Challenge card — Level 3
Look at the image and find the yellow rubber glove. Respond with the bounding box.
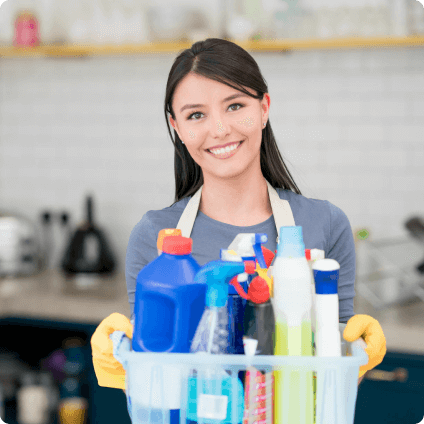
[91,313,133,390]
[343,314,387,378]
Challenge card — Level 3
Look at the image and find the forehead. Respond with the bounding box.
[173,73,255,102]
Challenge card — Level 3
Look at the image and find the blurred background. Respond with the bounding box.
[0,0,424,423]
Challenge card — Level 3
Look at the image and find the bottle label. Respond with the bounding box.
[197,394,228,420]
[243,369,273,424]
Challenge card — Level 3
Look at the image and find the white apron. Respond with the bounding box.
[176,180,296,244]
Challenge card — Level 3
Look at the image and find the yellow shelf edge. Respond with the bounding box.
[0,36,423,58]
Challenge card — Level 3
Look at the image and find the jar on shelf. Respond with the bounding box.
[13,11,40,47]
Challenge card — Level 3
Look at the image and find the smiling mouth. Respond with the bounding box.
[206,140,244,158]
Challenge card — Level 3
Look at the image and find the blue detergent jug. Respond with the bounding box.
[131,235,206,424]
[132,235,206,353]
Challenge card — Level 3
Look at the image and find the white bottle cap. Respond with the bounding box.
[312,258,340,271]
[243,337,258,356]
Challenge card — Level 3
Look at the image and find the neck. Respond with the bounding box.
[199,171,272,227]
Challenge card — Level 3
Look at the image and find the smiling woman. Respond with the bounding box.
[164,38,302,207]
[90,38,386,406]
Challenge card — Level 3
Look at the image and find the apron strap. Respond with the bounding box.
[176,180,295,242]
[176,185,203,238]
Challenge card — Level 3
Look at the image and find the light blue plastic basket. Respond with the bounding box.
[111,323,368,424]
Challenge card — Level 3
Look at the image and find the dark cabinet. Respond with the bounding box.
[0,317,131,424]
[354,351,424,424]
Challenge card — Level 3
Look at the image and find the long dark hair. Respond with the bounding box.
[164,38,302,204]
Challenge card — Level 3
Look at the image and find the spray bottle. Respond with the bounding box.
[230,275,275,424]
[272,226,314,424]
[226,234,268,354]
[190,260,256,354]
[187,260,256,424]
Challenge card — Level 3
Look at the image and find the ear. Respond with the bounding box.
[169,115,182,140]
[262,93,271,122]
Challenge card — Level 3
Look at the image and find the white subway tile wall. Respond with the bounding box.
[0,48,423,273]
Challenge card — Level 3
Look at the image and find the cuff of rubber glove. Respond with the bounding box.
[96,369,126,390]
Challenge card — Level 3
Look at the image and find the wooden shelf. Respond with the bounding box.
[0,36,423,58]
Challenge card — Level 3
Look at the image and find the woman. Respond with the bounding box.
[91,38,386,392]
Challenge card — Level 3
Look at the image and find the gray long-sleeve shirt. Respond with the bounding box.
[126,188,356,324]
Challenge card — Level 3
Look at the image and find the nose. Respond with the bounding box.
[209,114,230,138]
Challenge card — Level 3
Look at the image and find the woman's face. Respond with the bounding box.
[169,73,270,182]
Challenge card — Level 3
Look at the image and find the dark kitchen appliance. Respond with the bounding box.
[405,216,424,274]
[61,196,116,276]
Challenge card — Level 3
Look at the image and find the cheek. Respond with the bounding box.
[236,116,255,128]
[189,130,196,140]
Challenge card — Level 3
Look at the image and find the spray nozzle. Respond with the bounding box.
[227,233,269,269]
[230,275,270,304]
[194,260,256,308]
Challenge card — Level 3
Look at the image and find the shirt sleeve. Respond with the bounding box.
[325,201,356,324]
[125,213,158,322]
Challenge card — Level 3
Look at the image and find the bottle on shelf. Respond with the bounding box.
[16,372,50,424]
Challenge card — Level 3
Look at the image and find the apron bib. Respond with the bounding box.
[176,179,296,241]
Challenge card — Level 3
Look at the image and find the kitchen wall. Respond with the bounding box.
[0,45,423,273]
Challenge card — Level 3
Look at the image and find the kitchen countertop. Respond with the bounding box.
[0,270,423,354]
[0,269,130,325]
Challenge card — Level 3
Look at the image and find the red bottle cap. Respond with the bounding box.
[305,249,311,260]
[247,276,270,304]
[244,260,256,274]
[162,235,192,255]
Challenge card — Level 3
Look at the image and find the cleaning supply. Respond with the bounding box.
[313,259,342,357]
[133,235,205,353]
[230,275,274,424]
[132,235,206,415]
[188,259,255,424]
[272,226,314,424]
[312,259,341,424]
[343,314,387,378]
[230,276,275,356]
[157,228,181,255]
[243,337,273,424]
[226,234,268,354]
[228,233,269,269]
[190,259,256,354]
[305,249,325,354]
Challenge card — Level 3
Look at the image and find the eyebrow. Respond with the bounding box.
[179,93,251,113]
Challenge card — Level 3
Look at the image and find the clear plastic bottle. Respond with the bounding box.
[190,260,255,354]
[188,260,254,424]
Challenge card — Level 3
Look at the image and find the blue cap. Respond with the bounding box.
[276,226,305,258]
[314,269,339,294]
[194,260,245,307]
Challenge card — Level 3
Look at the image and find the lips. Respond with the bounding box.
[207,141,241,152]
[206,140,244,159]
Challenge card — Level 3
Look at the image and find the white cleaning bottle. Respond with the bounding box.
[313,258,342,424]
[305,248,325,354]
[272,226,314,424]
[312,258,341,357]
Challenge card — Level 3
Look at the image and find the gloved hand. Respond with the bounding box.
[91,313,133,390]
[343,314,387,378]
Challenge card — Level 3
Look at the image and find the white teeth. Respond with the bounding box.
[210,142,240,155]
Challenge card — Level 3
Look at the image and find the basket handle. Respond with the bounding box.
[110,331,131,370]
[350,337,369,366]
